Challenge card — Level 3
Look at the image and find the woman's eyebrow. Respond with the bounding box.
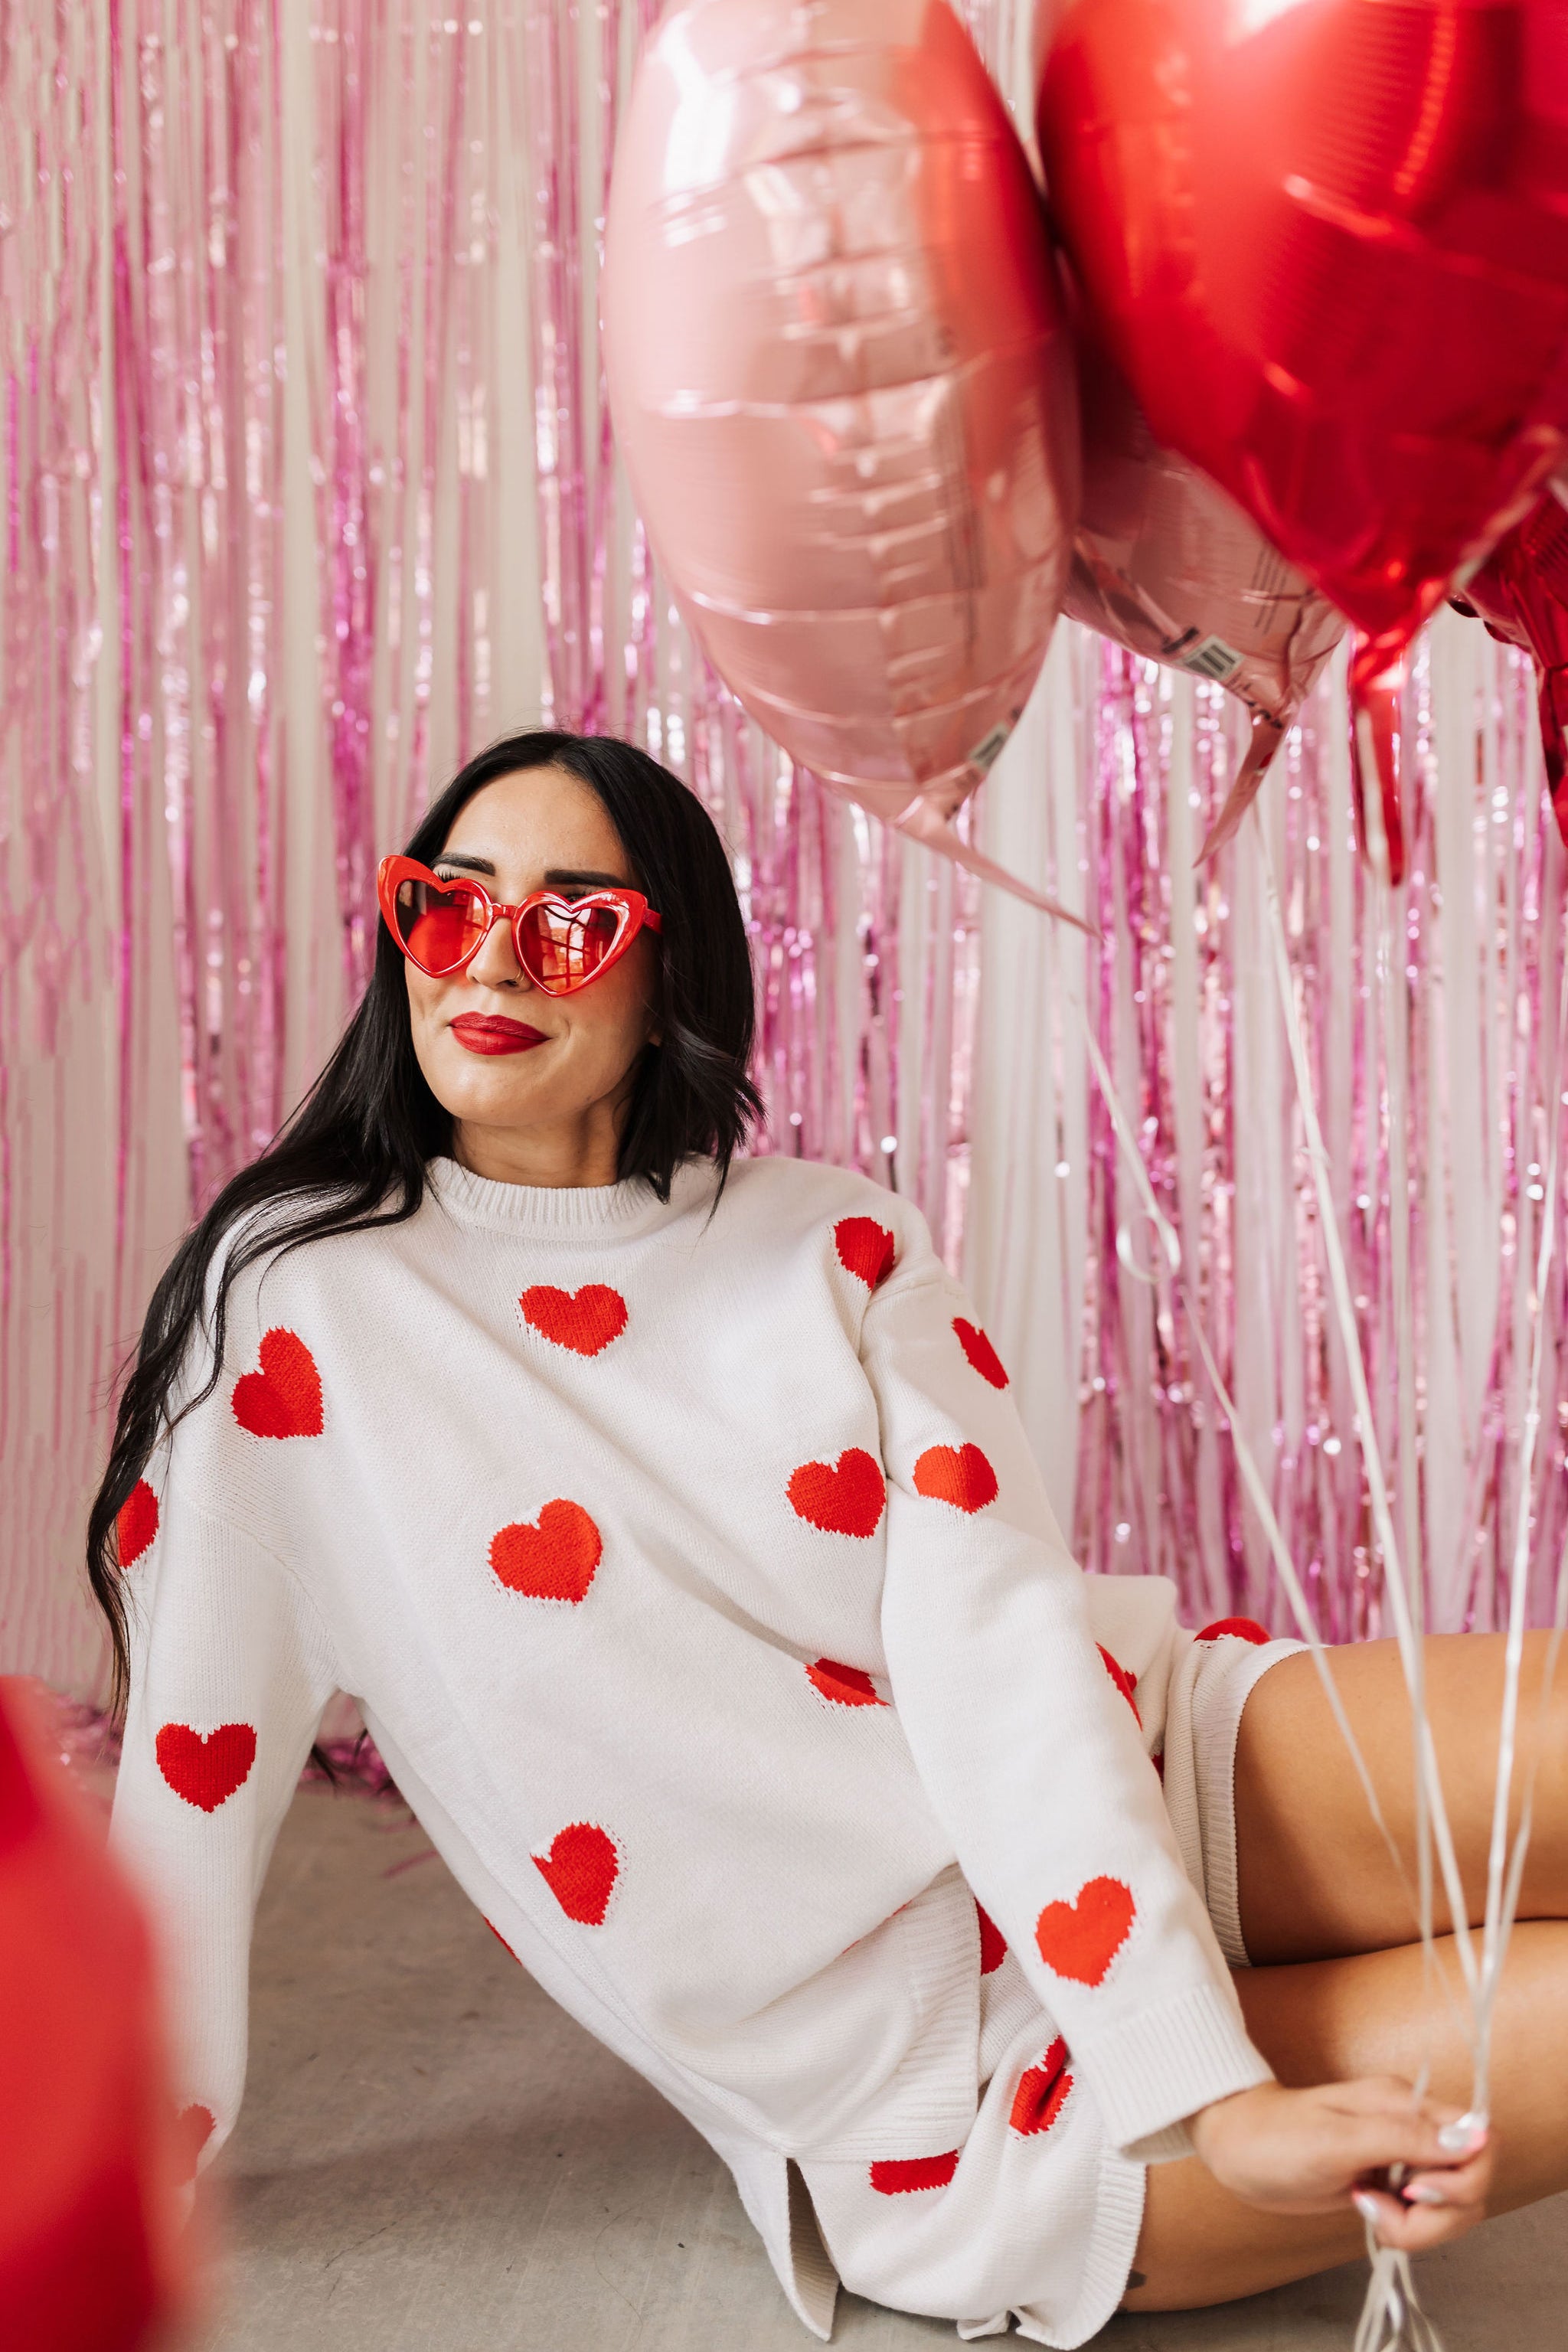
[431,853,629,889]
[544,866,629,889]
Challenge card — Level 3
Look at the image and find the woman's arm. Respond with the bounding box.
[109,1462,339,2184]
[863,1212,1272,2161]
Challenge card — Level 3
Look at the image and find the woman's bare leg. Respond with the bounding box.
[1125,1922,1568,2309]
[1235,1632,1568,1962]
[1124,1631,1568,2307]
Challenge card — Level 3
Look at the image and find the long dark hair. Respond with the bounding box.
[87,730,762,1723]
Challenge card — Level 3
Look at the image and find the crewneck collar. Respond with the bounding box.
[425,1152,717,1237]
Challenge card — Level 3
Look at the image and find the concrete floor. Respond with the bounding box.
[191,1784,1568,2352]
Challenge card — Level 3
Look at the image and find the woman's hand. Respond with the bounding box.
[1188,2079,1493,2252]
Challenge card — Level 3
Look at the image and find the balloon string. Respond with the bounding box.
[1079,962,1462,2352]
[1354,2241,1445,2352]
[1373,861,1441,2040]
[1472,929,1568,2105]
[1075,1008,1462,2009]
[1253,810,1478,2011]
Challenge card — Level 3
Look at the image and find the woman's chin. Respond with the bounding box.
[427,1053,559,1131]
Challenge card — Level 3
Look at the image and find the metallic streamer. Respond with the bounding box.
[5,0,1563,1710]
[3,0,982,1690]
[1058,620,1568,1639]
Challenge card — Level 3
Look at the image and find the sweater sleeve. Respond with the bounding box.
[108,1455,339,2182]
[864,1218,1273,2161]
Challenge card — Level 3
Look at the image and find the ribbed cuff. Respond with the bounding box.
[1075,1980,1275,2160]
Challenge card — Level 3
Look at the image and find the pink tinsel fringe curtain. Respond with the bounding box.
[1,0,1560,1697]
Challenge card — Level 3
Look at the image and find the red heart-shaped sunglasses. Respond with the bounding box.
[377,856,662,995]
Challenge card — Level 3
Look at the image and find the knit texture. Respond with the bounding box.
[108,1152,1271,2320]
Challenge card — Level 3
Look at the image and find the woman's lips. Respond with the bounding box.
[449,1013,549,1056]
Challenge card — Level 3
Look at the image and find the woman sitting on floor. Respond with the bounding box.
[93,728,1563,2346]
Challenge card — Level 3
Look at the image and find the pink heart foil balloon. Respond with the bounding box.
[604,0,1085,920]
[1036,0,1568,884]
[1066,341,1344,862]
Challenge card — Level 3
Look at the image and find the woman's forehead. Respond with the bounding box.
[441,765,629,874]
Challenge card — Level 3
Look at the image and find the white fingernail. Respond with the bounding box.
[1353,2191,1381,2225]
[1437,2111,1488,2154]
[1403,2184,1446,2207]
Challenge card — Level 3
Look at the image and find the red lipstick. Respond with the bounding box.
[449,1013,548,1056]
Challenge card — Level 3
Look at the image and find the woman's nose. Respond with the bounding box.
[465,906,530,990]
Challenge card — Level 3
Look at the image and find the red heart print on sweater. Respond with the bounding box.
[155,1723,258,1813]
[869,2149,960,2195]
[490,1501,602,1603]
[1195,1616,1269,1645]
[116,1478,159,1567]
[787,1448,886,1537]
[805,1658,887,1708]
[834,1217,896,1289]
[521,1284,627,1357]
[534,1822,619,1926]
[975,1899,1007,1975]
[1097,1644,1142,1726]
[1009,2037,1073,2138]
[952,1317,1008,1389]
[231,1329,323,1439]
[1034,1877,1135,1988]
[912,1442,998,1514]
[175,2103,216,2177]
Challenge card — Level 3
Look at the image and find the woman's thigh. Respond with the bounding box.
[1124,1922,1568,2311]
[1233,1632,1568,1965]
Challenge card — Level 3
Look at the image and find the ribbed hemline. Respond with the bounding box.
[1194,1635,1306,1967]
[1083,1979,1275,2155]
[1050,2148,1148,2350]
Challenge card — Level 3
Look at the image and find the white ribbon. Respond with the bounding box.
[1071,798,1568,2346]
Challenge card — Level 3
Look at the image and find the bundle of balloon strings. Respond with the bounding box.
[1066,796,1568,2351]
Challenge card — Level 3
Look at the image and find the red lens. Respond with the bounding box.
[517,897,624,992]
[395,875,489,973]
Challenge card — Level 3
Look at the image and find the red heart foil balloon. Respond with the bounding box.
[1454,487,1568,844]
[1037,0,1568,884]
[0,1685,189,2344]
[605,0,1088,926]
[1064,339,1344,860]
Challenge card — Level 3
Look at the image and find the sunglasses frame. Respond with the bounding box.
[376,855,662,995]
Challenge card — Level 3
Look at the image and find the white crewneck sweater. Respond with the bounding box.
[108,1152,1270,2334]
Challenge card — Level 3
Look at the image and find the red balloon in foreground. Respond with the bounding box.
[1065,342,1344,861]
[0,1682,188,2351]
[1036,0,1568,882]
[1454,489,1568,846]
[605,0,1083,916]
